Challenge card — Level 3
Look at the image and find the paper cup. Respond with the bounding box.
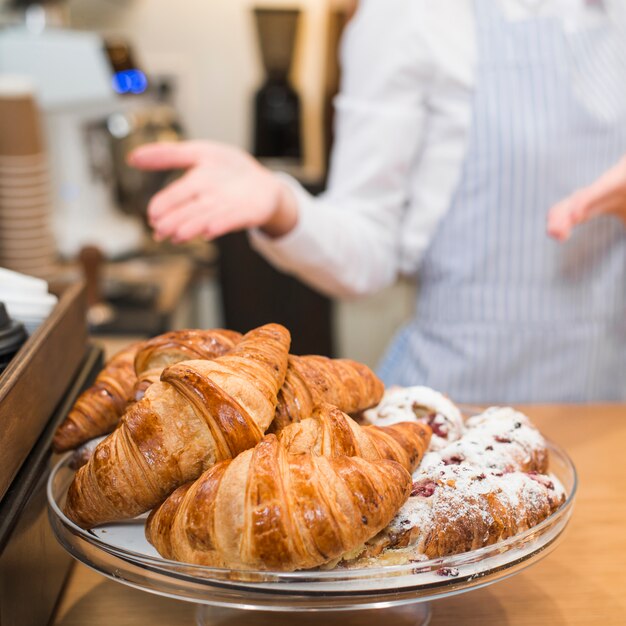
[0,181,51,194]
[0,83,44,157]
[0,171,52,187]
[0,165,50,179]
[0,219,49,231]
[0,234,55,252]
[0,193,52,207]
[0,154,47,168]
[0,226,52,240]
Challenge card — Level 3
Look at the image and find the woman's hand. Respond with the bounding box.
[127,141,298,243]
[547,156,626,241]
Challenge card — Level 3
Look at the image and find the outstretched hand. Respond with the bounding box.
[547,156,626,241]
[128,141,298,243]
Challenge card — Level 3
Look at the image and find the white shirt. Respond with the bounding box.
[250,0,620,299]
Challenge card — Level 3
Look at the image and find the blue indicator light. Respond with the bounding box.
[112,69,148,95]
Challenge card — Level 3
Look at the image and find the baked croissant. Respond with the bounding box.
[64,323,291,529]
[132,328,242,401]
[278,402,432,473]
[146,434,412,571]
[53,329,243,453]
[270,355,384,433]
[53,343,141,453]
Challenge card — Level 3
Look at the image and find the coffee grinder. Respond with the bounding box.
[0,5,145,259]
[252,8,302,164]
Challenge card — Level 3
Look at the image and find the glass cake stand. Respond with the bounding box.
[47,441,576,626]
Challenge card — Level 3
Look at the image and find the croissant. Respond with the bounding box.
[269,355,384,433]
[53,329,242,453]
[132,328,242,401]
[53,343,141,453]
[278,403,431,474]
[64,323,291,529]
[146,434,412,571]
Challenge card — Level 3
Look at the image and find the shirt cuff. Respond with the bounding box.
[248,173,321,275]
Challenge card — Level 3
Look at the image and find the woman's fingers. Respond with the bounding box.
[128,141,210,171]
[152,197,215,240]
[171,213,222,243]
[168,205,248,243]
[128,139,286,243]
[201,207,254,241]
[148,170,206,222]
[547,157,626,241]
[547,191,590,241]
[547,199,574,241]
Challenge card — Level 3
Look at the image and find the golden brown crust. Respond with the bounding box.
[162,364,265,460]
[53,329,243,453]
[269,355,384,433]
[132,329,242,401]
[53,343,141,453]
[278,403,431,473]
[64,324,290,529]
[146,435,412,571]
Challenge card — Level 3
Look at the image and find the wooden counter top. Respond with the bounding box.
[52,405,626,626]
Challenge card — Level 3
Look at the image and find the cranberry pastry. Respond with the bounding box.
[420,406,549,475]
[343,407,565,566]
[364,386,464,451]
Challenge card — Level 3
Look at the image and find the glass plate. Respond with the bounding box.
[47,440,576,617]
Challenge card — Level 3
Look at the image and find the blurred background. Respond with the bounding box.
[0,0,414,365]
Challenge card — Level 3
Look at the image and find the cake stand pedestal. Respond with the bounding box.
[196,603,431,626]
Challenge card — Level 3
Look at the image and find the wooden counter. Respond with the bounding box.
[52,405,626,626]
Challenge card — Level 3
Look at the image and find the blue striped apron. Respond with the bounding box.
[378,0,626,403]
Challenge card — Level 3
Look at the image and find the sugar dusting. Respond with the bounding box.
[346,402,566,566]
[363,386,464,451]
[420,406,549,474]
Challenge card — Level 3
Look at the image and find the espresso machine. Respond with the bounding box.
[0,26,144,257]
[0,1,190,334]
[0,1,184,259]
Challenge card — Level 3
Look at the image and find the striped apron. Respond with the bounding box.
[378,0,626,403]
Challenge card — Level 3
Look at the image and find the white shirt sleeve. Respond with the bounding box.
[249,1,597,299]
[249,0,437,299]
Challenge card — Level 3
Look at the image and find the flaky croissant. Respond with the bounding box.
[279,403,431,474]
[132,328,242,401]
[270,355,384,433]
[64,324,290,529]
[53,343,141,453]
[146,434,411,571]
[53,329,243,453]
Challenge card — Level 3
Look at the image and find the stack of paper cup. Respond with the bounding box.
[0,76,58,279]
